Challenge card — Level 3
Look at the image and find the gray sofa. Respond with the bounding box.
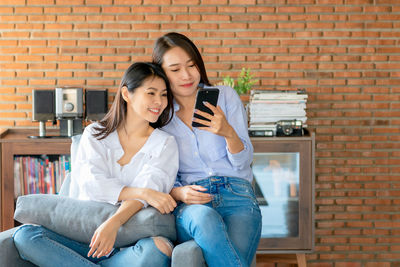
[0,134,206,267]
[0,227,205,267]
[0,134,255,267]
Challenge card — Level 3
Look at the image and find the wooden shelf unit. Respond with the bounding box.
[0,128,71,231]
[251,132,315,266]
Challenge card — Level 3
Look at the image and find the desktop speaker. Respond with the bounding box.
[85,89,108,121]
[32,90,55,121]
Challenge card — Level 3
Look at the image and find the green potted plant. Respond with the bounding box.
[221,68,258,96]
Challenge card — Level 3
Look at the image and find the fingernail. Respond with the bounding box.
[202,101,208,105]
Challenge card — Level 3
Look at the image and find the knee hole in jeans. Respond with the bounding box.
[152,236,173,257]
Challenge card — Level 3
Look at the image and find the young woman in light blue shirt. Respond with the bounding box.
[153,32,262,267]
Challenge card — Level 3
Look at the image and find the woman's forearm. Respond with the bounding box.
[170,187,182,202]
[225,125,244,154]
[118,186,148,202]
[108,200,143,227]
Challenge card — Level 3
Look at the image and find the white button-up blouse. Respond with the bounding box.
[69,123,179,207]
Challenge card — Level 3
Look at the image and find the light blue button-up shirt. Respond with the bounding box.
[162,85,253,186]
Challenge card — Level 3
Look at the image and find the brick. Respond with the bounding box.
[365,263,390,267]
[0,15,28,22]
[44,7,71,13]
[0,95,27,102]
[0,7,13,13]
[86,15,115,22]
[55,0,84,4]
[333,245,361,251]
[15,7,43,14]
[0,104,16,110]
[45,71,73,78]
[57,79,85,86]
[0,120,15,127]
[45,23,73,30]
[29,63,57,69]
[161,6,187,13]
[278,22,305,29]
[334,227,362,234]
[335,262,362,267]
[32,32,59,38]
[58,63,86,70]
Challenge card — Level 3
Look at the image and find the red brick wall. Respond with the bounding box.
[1,0,400,266]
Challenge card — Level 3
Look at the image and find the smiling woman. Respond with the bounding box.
[122,76,168,128]
[152,32,261,267]
[12,62,179,267]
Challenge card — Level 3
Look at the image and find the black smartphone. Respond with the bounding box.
[192,88,220,127]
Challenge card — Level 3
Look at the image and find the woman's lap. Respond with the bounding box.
[13,225,171,267]
[174,177,262,267]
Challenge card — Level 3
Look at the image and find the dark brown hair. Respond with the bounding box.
[93,62,173,140]
[152,32,211,86]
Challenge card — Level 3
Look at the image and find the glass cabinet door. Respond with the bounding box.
[253,152,300,239]
[251,137,314,252]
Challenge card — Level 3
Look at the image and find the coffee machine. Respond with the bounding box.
[55,87,83,137]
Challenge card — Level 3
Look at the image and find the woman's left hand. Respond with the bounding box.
[193,102,235,138]
[88,218,120,258]
[194,102,245,154]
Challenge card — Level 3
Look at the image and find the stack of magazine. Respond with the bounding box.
[248,89,308,137]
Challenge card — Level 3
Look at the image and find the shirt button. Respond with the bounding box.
[208,172,213,175]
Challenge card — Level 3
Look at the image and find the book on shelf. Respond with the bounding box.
[14,155,71,198]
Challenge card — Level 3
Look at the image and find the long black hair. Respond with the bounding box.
[152,32,211,86]
[93,62,173,140]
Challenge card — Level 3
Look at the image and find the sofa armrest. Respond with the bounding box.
[171,239,257,267]
[0,227,36,267]
[171,240,206,267]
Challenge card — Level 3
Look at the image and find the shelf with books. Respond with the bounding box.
[0,128,71,231]
[13,154,70,198]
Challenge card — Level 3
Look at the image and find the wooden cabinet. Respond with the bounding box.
[0,128,314,263]
[0,128,71,231]
[252,132,315,265]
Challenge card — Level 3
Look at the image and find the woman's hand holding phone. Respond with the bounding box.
[191,87,244,154]
[194,102,245,154]
[193,102,236,138]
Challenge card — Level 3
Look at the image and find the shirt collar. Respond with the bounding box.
[173,98,180,112]
[106,128,164,158]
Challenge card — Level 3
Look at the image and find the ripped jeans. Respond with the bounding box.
[13,225,171,267]
[174,176,262,267]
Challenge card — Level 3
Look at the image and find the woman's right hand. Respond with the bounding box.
[171,185,212,205]
[88,218,119,259]
[144,188,177,214]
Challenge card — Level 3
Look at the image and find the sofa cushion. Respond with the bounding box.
[14,194,176,247]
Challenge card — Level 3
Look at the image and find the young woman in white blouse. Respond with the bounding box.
[13,62,179,267]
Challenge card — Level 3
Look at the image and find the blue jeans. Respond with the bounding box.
[13,225,171,267]
[174,176,262,267]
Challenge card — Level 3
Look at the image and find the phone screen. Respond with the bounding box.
[192,88,220,127]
